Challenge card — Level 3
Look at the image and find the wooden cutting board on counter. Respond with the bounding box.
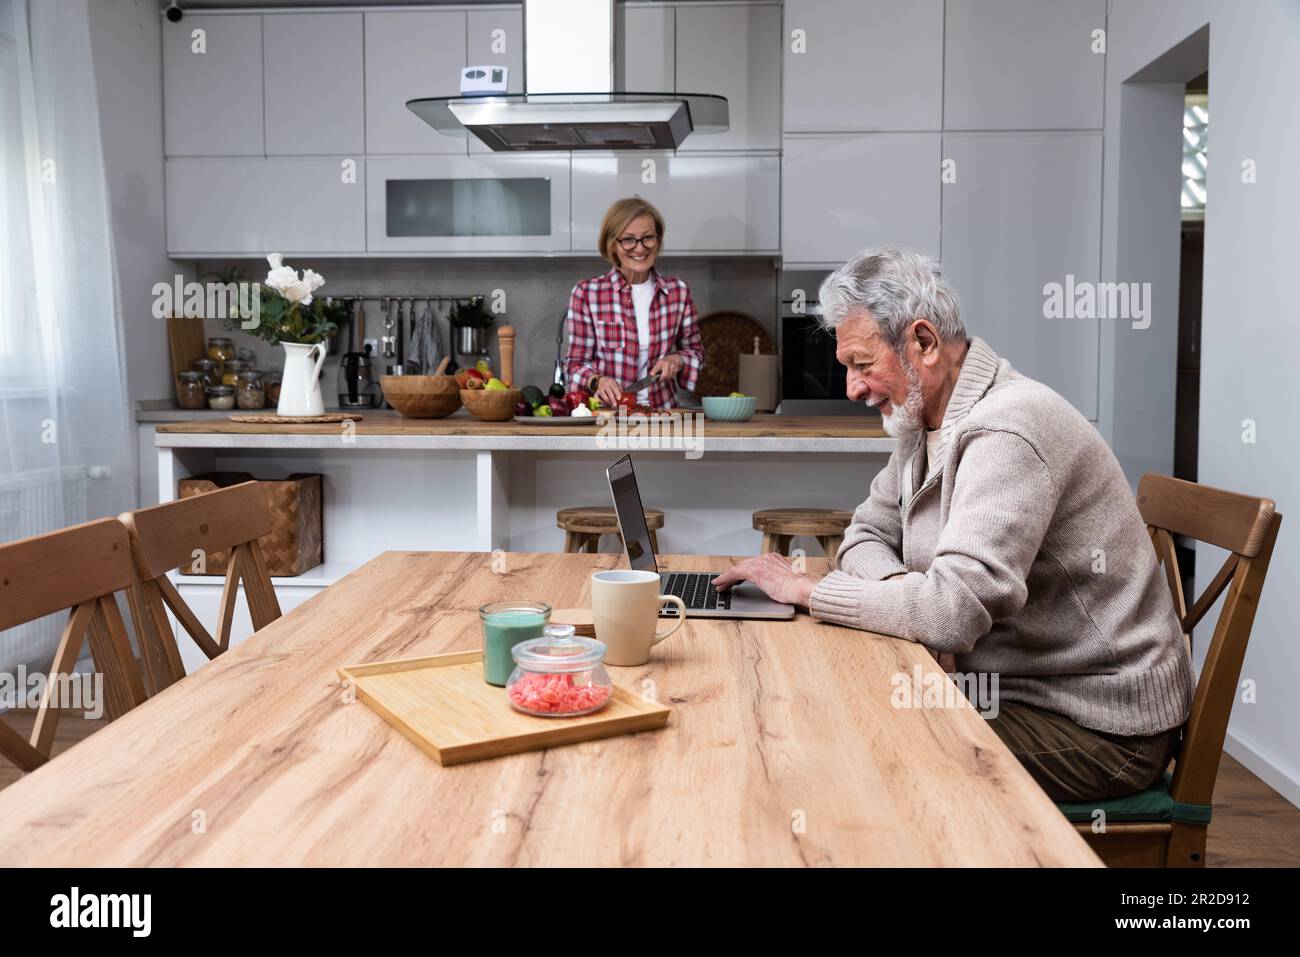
[167,314,206,396]
[696,311,775,398]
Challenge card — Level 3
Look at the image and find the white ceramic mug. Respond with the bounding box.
[590,570,687,666]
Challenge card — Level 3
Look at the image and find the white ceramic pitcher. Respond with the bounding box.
[277,341,327,416]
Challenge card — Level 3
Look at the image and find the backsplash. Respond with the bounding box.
[190,256,780,400]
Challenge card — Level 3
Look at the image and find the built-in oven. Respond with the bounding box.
[779,301,874,415]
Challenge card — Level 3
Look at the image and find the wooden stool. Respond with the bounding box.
[753,508,854,562]
[557,506,664,554]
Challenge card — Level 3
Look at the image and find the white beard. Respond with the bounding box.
[877,359,926,439]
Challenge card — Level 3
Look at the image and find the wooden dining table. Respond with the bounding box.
[0,551,1101,867]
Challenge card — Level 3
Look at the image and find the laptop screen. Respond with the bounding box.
[606,455,657,573]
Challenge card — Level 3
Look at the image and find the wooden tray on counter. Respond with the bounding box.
[337,650,670,766]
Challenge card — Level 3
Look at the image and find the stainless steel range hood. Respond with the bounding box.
[407,0,728,151]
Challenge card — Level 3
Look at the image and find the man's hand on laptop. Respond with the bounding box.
[712,554,819,608]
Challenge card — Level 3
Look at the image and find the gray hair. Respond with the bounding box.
[817,247,964,351]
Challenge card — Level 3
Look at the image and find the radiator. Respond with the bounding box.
[0,466,89,674]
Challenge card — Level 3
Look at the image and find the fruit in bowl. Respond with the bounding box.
[381,375,462,419]
[701,393,757,422]
[461,386,522,422]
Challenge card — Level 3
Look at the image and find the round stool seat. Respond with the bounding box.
[557,506,664,554]
[752,507,853,565]
[752,508,853,537]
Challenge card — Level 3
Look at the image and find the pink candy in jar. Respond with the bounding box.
[505,625,613,717]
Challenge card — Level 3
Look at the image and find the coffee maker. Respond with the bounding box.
[337,345,383,409]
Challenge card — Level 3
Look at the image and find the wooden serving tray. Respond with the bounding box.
[337,650,670,766]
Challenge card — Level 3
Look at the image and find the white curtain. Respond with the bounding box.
[0,0,134,672]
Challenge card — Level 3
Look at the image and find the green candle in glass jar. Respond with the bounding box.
[479,601,551,686]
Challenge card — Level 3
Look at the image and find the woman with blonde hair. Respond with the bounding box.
[565,197,703,409]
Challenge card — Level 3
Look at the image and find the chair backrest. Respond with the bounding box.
[0,518,145,771]
[1136,473,1282,808]
[119,481,281,696]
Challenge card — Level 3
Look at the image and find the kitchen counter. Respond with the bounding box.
[153,411,894,453]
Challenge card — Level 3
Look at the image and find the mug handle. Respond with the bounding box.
[651,595,687,645]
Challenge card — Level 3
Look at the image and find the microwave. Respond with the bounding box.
[779,306,874,415]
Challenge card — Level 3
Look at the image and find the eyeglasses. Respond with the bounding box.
[617,234,659,251]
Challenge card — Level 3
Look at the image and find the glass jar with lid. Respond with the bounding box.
[220,358,251,387]
[208,337,235,364]
[261,370,282,406]
[236,370,266,409]
[177,370,208,410]
[505,624,613,717]
[236,346,257,365]
[206,384,236,410]
[191,358,219,387]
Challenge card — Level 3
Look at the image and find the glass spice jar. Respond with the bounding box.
[505,625,613,717]
[191,358,219,387]
[206,384,236,410]
[176,370,208,410]
[236,347,257,365]
[236,370,265,409]
[261,370,282,406]
[208,337,235,364]
[221,358,250,387]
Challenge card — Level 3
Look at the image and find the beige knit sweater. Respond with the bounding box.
[809,337,1195,736]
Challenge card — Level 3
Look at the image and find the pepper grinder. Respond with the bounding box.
[497,325,516,387]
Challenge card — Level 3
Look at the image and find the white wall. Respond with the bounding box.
[88,0,189,504]
[1103,0,1300,806]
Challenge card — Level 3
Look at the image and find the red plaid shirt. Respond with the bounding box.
[565,267,703,408]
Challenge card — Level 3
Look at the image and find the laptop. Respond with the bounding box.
[606,455,796,620]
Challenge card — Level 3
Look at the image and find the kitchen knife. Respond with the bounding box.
[625,372,661,393]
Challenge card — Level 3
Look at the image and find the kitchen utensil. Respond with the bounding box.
[738,335,779,412]
[590,569,687,667]
[696,311,774,399]
[701,394,758,422]
[498,325,516,386]
[625,371,661,393]
[381,375,461,418]
[512,414,601,427]
[434,355,451,376]
[461,388,522,422]
[335,649,671,766]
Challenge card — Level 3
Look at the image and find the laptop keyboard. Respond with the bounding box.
[661,572,732,614]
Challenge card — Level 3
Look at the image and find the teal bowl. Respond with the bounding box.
[701,395,758,422]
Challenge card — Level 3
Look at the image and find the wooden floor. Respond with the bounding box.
[2,712,1297,867]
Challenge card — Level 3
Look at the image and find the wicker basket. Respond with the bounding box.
[177,472,323,577]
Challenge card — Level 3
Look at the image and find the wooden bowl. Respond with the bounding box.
[460,387,522,422]
[381,375,462,418]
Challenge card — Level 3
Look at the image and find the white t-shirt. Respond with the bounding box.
[630,279,655,403]
[925,428,943,479]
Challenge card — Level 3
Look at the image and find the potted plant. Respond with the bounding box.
[227,255,345,416]
[449,296,494,358]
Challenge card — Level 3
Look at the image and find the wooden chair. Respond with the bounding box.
[557,506,664,554]
[119,481,281,696]
[0,519,146,772]
[1058,473,1282,867]
[753,508,853,563]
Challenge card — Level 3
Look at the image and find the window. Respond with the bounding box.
[1182,94,1207,221]
[0,16,40,383]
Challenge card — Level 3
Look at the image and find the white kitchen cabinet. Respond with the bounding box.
[467,8,525,156]
[781,134,940,266]
[944,0,1106,130]
[675,3,781,152]
[163,14,264,156]
[571,153,779,254]
[783,0,943,132]
[365,10,469,155]
[166,157,366,256]
[263,13,364,156]
[940,132,1102,418]
[367,154,571,254]
[616,3,674,92]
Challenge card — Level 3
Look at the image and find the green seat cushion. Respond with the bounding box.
[1055,773,1211,825]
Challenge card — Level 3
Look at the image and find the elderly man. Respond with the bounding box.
[713,247,1194,802]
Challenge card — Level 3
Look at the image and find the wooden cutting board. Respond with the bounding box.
[167,314,206,398]
[337,650,670,766]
